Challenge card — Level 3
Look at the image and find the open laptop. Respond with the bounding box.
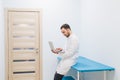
[48,41,55,50]
[48,41,61,52]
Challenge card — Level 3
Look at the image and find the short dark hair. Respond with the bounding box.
[60,24,71,30]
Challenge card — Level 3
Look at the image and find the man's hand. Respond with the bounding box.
[56,48,62,51]
[51,50,58,54]
[51,48,62,54]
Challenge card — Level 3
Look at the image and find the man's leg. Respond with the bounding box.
[54,72,64,80]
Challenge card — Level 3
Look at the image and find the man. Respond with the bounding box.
[52,24,79,80]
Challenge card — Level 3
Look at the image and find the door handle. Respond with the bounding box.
[35,48,39,53]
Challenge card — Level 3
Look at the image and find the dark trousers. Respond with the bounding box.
[54,72,64,80]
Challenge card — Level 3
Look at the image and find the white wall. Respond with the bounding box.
[0,0,5,80]
[2,0,81,80]
[1,0,120,80]
[79,0,120,80]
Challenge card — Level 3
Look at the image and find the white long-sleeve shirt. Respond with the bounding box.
[58,33,79,59]
[56,33,79,75]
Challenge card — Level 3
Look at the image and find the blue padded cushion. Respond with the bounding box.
[62,76,75,80]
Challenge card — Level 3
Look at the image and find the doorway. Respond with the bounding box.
[5,8,42,80]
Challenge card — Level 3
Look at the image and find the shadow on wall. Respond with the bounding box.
[107,71,115,80]
[83,71,115,80]
[65,70,115,80]
[66,69,77,80]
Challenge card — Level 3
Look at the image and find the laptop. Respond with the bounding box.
[48,41,55,50]
[48,41,61,52]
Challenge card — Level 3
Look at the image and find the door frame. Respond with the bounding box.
[5,8,43,80]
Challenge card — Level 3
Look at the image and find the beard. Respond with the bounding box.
[66,32,70,38]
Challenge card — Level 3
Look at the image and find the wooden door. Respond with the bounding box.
[5,9,42,80]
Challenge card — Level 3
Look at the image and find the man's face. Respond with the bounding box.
[61,28,70,37]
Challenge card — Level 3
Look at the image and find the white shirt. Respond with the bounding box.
[56,33,79,75]
[58,33,79,59]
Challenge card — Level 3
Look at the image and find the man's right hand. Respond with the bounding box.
[51,48,62,54]
[51,50,59,54]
